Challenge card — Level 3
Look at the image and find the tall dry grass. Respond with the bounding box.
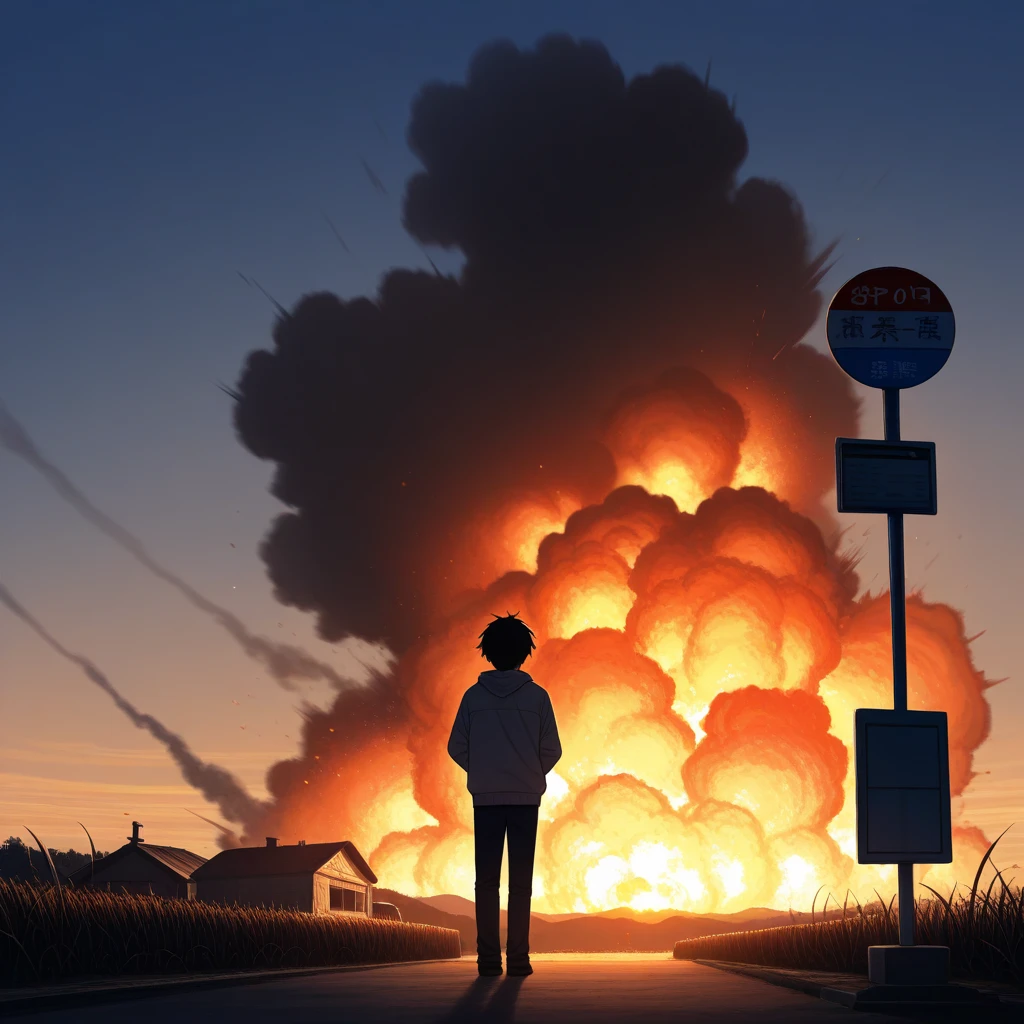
[0,879,461,986]
[674,831,1023,987]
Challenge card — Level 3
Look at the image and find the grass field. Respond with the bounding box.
[0,878,462,986]
[674,835,1023,988]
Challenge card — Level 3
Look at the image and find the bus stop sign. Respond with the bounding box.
[827,267,955,389]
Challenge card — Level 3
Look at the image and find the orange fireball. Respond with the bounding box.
[251,374,994,915]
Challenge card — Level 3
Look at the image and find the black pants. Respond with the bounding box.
[473,804,538,968]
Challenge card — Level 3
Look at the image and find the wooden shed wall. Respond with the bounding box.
[196,874,314,912]
[312,849,373,916]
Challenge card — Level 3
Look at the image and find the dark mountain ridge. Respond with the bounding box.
[375,889,833,953]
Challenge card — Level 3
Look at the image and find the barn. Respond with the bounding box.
[69,821,206,899]
[191,837,377,915]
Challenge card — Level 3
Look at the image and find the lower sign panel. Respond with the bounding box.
[866,789,942,857]
[855,709,952,865]
[836,439,937,515]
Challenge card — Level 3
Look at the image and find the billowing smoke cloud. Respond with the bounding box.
[232,35,858,650]
[221,37,994,911]
[0,581,265,831]
[0,399,393,691]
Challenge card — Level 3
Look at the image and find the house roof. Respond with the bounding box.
[69,842,207,885]
[141,844,208,879]
[192,841,377,884]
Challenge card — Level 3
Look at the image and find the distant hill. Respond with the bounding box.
[377,888,825,953]
[418,892,819,926]
[374,888,477,951]
[419,893,567,923]
[418,893,491,919]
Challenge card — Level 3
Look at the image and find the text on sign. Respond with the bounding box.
[850,285,933,307]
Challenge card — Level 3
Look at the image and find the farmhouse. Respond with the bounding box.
[191,837,377,915]
[69,821,206,899]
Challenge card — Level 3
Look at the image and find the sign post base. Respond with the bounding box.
[868,945,949,985]
[849,982,999,1009]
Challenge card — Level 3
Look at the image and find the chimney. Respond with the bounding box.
[266,837,278,848]
[129,821,143,845]
[297,840,306,846]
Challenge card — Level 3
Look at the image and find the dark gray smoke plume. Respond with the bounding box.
[0,580,264,831]
[233,35,859,651]
[0,399,393,691]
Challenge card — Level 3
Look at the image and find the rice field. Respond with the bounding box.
[674,837,1024,988]
[0,879,462,986]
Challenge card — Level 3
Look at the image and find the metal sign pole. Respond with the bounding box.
[830,267,962,992]
[884,388,909,714]
[883,386,914,946]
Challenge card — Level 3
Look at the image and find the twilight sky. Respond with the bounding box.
[2,0,1022,868]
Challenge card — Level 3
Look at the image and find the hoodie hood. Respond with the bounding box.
[477,669,533,698]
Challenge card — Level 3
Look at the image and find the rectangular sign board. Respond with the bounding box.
[836,438,937,515]
[855,709,952,865]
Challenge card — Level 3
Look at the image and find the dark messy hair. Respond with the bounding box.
[477,612,536,671]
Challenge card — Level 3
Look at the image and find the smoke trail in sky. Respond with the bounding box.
[186,808,242,848]
[0,399,394,692]
[0,580,265,830]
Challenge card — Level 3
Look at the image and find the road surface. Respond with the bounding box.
[7,954,945,1023]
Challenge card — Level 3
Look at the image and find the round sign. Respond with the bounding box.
[826,267,954,389]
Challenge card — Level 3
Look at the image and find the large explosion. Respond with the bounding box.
[231,37,993,913]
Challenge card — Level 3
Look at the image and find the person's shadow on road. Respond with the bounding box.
[434,975,525,1023]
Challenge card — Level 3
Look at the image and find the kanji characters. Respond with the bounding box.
[841,315,864,340]
[916,317,942,342]
[870,316,914,344]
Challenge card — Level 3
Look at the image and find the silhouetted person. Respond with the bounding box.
[447,613,561,977]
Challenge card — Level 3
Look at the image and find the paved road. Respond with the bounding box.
[9,954,935,1023]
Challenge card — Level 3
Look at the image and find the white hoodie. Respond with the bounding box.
[447,669,562,806]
